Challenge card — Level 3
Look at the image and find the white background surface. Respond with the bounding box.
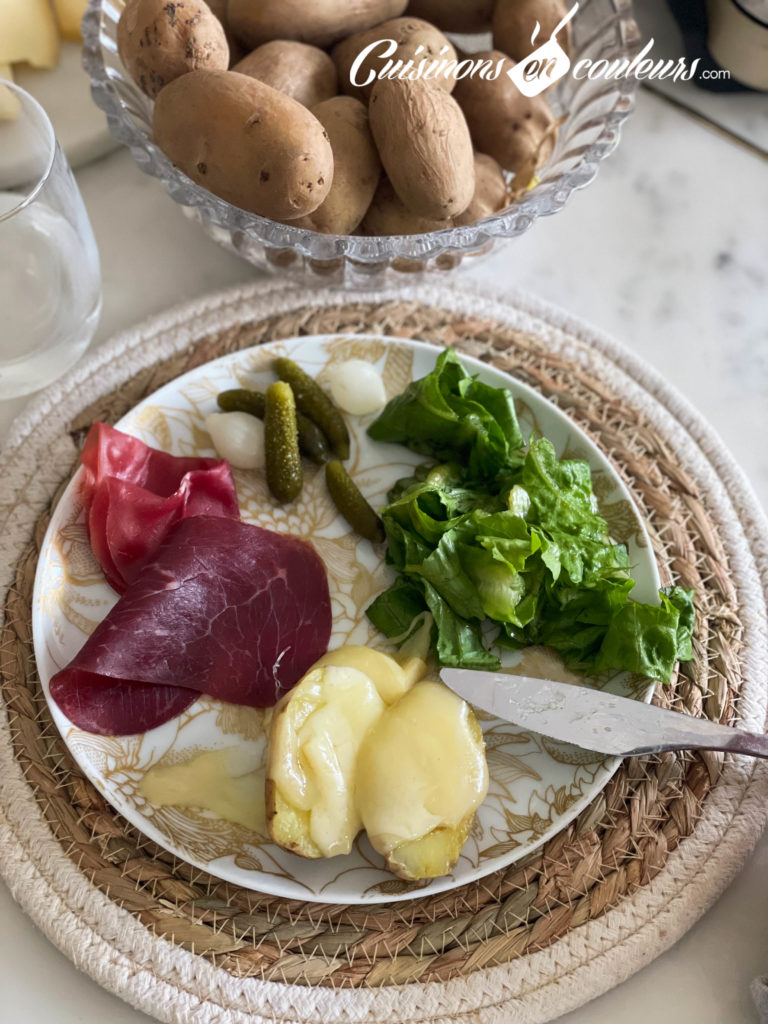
[1,86,767,1023]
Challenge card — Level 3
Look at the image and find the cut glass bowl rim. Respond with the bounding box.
[82,0,640,264]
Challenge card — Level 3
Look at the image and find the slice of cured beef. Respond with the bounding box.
[49,516,333,735]
[80,422,240,593]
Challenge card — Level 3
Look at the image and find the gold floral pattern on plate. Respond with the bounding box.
[32,336,659,904]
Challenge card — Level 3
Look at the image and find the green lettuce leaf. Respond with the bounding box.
[367,349,524,480]
[365,352,696,683]
[594,586,696,678]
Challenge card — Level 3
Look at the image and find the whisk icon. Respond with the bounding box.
[507,3,579,97]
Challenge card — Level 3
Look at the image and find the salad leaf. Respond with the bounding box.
[366,353,696,684]
[594,586,696,678]
[367,349,524,480]
[366,578,427,639]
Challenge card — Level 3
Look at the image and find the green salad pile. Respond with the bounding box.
[366,350,694,683]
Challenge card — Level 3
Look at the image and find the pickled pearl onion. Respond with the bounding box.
[326,360,387,416]
[205,411,265,470]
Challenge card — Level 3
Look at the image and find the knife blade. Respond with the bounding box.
[439,668,768,759]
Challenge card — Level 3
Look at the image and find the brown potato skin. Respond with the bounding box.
[405,0,494,34]
[228,0,408,50]
[153,70,333,220]
[493,0,572,62]
[454,152,509,226]
[369,78,474,220]
[332,17,456,102]
[233,41,338,108]
[361,178,452,236]
[286,97,381,235]
[117,0,229,99]
[203,0,245,64]
[453,50,556,175]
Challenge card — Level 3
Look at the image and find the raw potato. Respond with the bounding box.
[369,78,474,220]
[404,0,494,34]
[153,70,334,220]
[285,97,380,234]
[361,178,453,236]
[266,664,387,858]
[228,0,408,50]
[118,0,229,100]
[332,17,457,102]
[493,0,572,63]
[356,681,489,881]
[454,153,509,227]
[234,41,338,109]
[453,50,557,176]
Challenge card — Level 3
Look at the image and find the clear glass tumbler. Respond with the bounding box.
[0,81,101,398]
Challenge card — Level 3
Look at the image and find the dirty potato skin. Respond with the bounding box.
[286,97,381,234]
[228,0,408,50]
[454,152,509,226]
[493,0,572,62]
[332,17,457,102]
[153,70,334,220]
[405,0,494,34]
[117,0,229,99]
[453,50,556,175]
[369,78,474,220]
[233,41,338,108]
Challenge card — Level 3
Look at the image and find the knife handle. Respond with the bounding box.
[630,723,768,759]
[719,729,768,759]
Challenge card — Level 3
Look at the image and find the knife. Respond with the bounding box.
[439,668,768,759]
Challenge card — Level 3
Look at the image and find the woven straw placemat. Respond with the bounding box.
[1,281,767,1024]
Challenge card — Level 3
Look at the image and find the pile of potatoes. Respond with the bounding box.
[117,0,568,236]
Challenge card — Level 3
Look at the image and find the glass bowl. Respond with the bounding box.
[83,0,640,286]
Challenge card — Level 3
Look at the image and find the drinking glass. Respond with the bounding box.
[0,81,101,398]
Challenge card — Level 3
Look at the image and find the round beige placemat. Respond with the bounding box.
[1,280,767,1024]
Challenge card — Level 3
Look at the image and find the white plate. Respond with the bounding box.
[32,335,659,904]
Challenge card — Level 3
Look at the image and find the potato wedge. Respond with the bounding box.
[356,680,488,880]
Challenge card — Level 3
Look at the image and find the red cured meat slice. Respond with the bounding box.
[49,516,332,735]
[80,422,240,593]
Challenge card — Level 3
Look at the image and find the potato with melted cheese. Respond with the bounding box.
[313,645,425,704]
[266,647,422,858]
[356,681,488,880]
[267,632,488,879]
[266,663,387,858]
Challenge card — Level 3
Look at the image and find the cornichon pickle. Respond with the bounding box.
[218,388,266,419]
[218,388,329,464]
[326,460,385,543]
[265,382,303,503]
[274,357,350,460]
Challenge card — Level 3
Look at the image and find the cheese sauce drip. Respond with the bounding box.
[139,743,267,834]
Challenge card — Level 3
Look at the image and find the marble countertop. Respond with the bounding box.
[1,87,767,1024]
